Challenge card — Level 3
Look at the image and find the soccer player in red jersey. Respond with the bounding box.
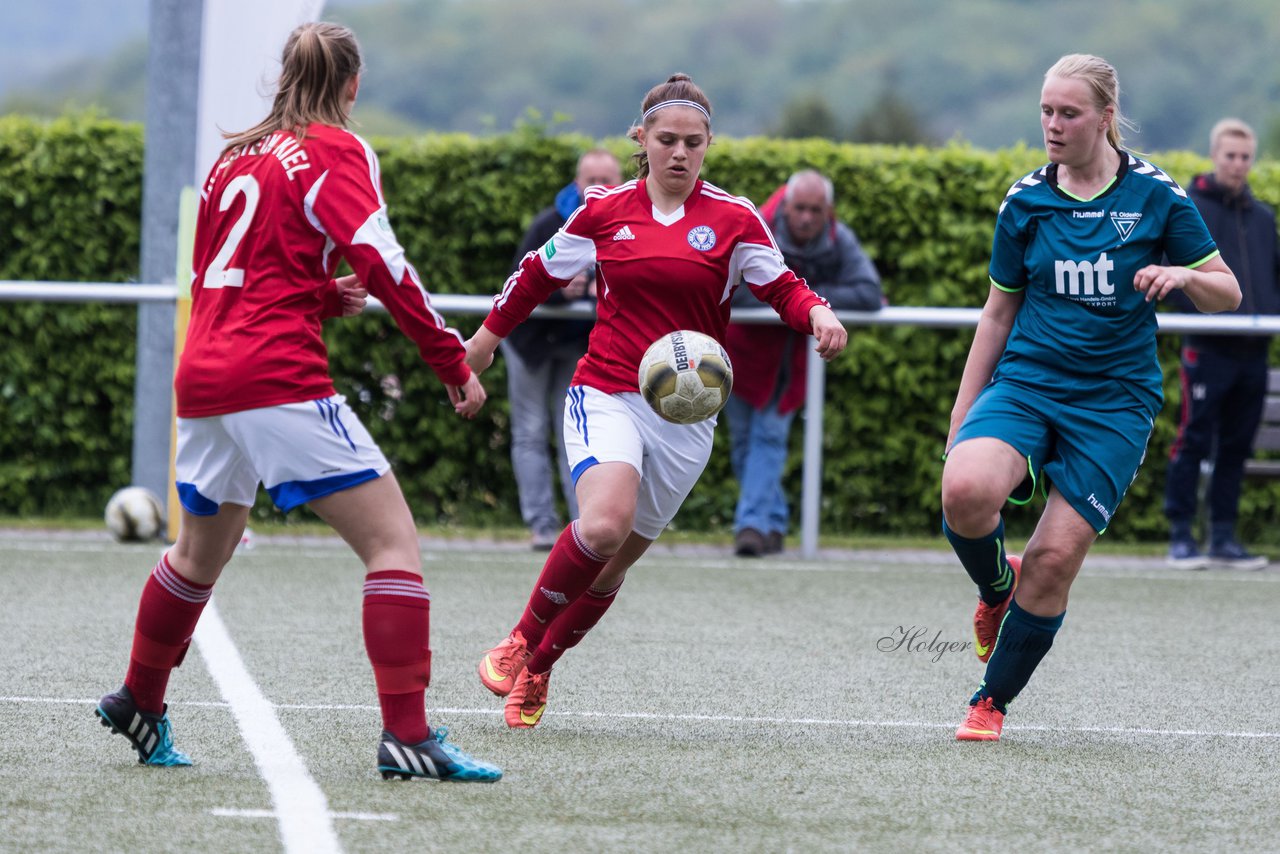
[95,22,501,782]
[466,73,849,729]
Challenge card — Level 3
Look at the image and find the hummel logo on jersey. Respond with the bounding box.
[613,225,636,241]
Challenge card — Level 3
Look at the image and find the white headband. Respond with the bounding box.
[641,98,711,124]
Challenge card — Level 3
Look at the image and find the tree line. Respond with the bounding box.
[4,0,1278,154]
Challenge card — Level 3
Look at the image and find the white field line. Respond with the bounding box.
[193,599,340,854]
[212,808,397,822]
[7,538,1279,584]
[10,695,1280,741]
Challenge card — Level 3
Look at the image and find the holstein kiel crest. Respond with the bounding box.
[687,225,716,251]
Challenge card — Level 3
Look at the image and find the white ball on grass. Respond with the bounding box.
[104,486,165,542]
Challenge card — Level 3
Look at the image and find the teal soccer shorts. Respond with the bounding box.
[952,378,1155,533]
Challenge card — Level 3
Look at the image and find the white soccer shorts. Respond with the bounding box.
[562,385,716,540]
[175,394,390,515]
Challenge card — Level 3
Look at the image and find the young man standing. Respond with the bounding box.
[1165,119,1280,571]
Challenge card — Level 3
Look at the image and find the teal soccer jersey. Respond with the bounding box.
[989,151,1218,409]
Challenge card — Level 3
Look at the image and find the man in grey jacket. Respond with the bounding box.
[724,170,883,556]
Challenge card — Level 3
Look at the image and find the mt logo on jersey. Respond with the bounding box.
[1054,251,1115,303]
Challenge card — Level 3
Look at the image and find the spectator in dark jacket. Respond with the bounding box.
[724,170,883,556]
[505,149,622,550]
[1165,118,1280,570]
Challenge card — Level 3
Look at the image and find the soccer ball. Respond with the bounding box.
[637,329,734,425]
[104,486,164,542]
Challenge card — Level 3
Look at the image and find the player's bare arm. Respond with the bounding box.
[808,305,848,361]
[464,326,502,375]
[1132,255,1239,311]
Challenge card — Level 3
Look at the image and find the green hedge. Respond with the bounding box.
[0,115,141,515]
[3,114,1279,542]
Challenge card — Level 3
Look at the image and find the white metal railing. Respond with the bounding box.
[6,280,1280,557]
[12,281,1280,334]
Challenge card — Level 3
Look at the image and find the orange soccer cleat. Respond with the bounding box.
[477,631,532,697]
[955,696,1004,742]
[972,554,1021,663]
[504,669,551,729]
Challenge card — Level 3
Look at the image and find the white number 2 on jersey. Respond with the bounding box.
[203,175,260,289]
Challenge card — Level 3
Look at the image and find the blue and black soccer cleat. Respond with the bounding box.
[377,726,502,782]
[96,686,192,767]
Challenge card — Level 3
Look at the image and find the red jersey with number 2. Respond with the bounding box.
[177,123,468,418]
[484,178,827,394]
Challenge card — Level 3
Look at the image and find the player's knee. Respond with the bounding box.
[575,512,632,556]
[167,543,231,584]
[1020,543,1076,593]
[941,472,1003,532]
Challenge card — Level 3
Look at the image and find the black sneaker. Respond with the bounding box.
[377,726,502,782]
[1208,541,1268,571]
[96,686,192,766]
[1166,539,1208,570]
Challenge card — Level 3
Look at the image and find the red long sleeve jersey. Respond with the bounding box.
[485,179,827,394]
[176,123,468,418]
